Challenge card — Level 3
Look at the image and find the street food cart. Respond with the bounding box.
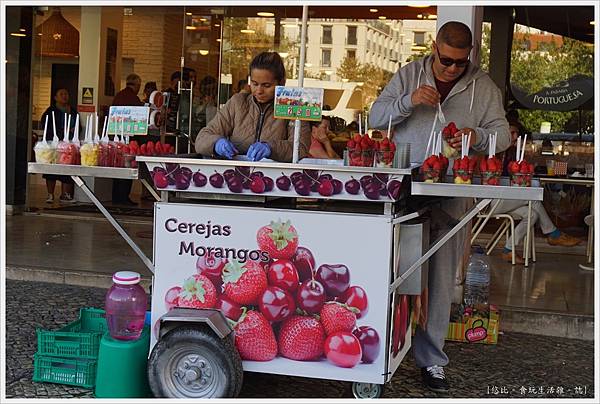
[27,155,543,398]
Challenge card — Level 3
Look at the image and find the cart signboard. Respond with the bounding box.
[152,202,392,384]
[274,86,323,121]
[108,106,150,136]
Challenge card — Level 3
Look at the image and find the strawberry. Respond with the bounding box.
[140,144,147,156]
[234,309,277,361]
[508,161,520,174]
[347,140,356,149]
[147,141,155,156]
[278,315,325,361]
[519,161,529,174]
[453,159,460,170]
[469,157,477,171]
[155,142,162,155]
[480,158,488,172]
[320,302,358,336]
[177,274,217,309]
[222,259,267,305]
[390,142,396,152]
[353,134,362,143]
[256,220,299,260]
[432,160,442,171]
[460,156,469,170]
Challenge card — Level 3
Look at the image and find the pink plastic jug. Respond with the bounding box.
[105,271,147,341]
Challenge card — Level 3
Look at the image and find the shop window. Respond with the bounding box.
[322,25,332,44]
[414,31,425,46]
[347,26,357,45]
[321,49,331,67]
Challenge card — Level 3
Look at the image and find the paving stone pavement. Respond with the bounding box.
[4,280,595,399]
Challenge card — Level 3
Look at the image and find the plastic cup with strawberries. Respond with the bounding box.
[422,167,441,183]
[347,146,366,167]
[57,140,80,165]
[481,171,500,185]
[98,141,112,167]
[113,141,127,168]
[361,149,375,167]
[374,150,395,168]
[453,168,474,184]
[510,172,532,187]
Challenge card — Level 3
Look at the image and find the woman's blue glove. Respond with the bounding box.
[214,138,238,159]
[247,142,272,161]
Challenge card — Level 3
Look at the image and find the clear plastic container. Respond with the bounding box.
[105,271,147,341]
[98,142,112,167]
[34,141,57,164]
[57,141,80,165]
[80,143,100,166]
[463,245,490,306]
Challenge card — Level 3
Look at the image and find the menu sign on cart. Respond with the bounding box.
[108,106,150,136]
[274,86,323,121]
[151,203,392,384]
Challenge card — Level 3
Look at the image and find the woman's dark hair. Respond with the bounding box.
[249,52,286,84]
[144,81,157,94]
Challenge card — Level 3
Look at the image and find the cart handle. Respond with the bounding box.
[392,208,428,225]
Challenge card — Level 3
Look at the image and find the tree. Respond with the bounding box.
[336,57,394,110]
[481,24,594,134]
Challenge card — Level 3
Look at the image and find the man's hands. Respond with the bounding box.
[447,128,477,150]
[411,85,441,107]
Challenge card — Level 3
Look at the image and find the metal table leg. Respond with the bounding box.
[470,199,501,244]
[389,198,492,294]
[141,178,161,201]
[71,175,154,273]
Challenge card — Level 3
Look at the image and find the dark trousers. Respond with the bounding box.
[112,179,132,202]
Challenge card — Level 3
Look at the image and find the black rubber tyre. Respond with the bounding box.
[148,325,243,398]
[350,382,385,399]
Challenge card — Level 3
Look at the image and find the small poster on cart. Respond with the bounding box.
[108,106,150,136]
[152,203,392,384]
[274,86,323,121]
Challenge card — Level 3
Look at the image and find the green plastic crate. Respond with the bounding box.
[33,354,97,389]
[37,308,107,359]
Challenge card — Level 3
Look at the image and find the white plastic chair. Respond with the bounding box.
[471,200,536,265]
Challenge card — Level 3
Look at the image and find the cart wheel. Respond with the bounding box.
[351,382,384,399]
[148,325,243,398]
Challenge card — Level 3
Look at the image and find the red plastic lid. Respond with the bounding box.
[112,271,141,285]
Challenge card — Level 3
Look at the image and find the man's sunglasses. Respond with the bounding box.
[435,47,470,68]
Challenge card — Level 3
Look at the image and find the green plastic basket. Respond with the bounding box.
[33,354,97,389]
[37,308,107,359]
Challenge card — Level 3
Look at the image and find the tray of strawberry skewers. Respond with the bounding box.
[413,132,543,201]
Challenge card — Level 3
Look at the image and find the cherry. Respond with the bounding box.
[292,246,316,282]
[196,253,226,291]
[215,296,243,321]
[179,167,193,180]
[209,172,224,188]
[164,286,182,310]
[331,179,343,195]
[193,171,207,187]
[318,179,334,197]
[276,174,291,191]
[165,163,180,173]
[153,172,168,188]
[316,264,350,297]
[339,285,368,318]
[259,286,296,322]
[324,331,362,368]
[235,166,250,177]
[250,171,264,179]
[227,177,243,193]
[250,177,266,193]
[268,260,300,291]
[290,171,303,183]
[175,175,191,190]
[294,179,311,196]
[318,174,333,182]
[387,180,402,200]
[303,169,319,182]
[153,166,167,177]
[296,279,326,314]
[263,176,274,192]
[359,175,373,189]
[223,169,236,180]
[363,183,381,200]
[345,179,360,195]
[353,326,380,364]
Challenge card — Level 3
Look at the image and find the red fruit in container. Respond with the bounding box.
[480,158,488,172]
[347,140,356,149]
[155,142,162,155]
[140,144,147,156]
[508,161,520,173]
[519,161,529,174]
[432,161,441,171]
[147,141,155,156]
[453,159,460,171]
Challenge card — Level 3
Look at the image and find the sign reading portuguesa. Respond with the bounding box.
[511,74,593,112]
[274,86,324,121]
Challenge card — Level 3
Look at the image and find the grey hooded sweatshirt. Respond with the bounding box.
[370,54,510,163]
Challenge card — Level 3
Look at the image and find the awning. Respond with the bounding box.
[510,74,594,112]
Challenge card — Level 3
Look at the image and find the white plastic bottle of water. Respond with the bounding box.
[463,245,490,306]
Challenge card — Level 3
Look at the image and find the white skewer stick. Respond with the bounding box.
[520,134,527,162]
[52,111,57,142]
[95,113,99,138]
[436,131,441,155]
[103,117,108,139]
[358,113,362,136]
[466,132,471,156]
[43,115,48,141]
[365,114,368,136]
[516,136,521,163]
[425,129,434,157]
[63,113,68,140]
[387,115,392,139]
[66,113,71,142]
[74,114,79,142]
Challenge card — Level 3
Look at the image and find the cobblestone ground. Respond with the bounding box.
[5,280,595,399]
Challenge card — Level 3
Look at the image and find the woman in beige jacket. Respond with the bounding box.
[195,52,311,162]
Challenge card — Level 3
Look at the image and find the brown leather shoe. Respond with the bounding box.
[547,233,581,247]
[501,250,525,264]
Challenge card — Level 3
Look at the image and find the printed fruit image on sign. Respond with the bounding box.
[152,204,391,384]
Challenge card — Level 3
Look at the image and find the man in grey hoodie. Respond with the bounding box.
[370,21,510,393]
